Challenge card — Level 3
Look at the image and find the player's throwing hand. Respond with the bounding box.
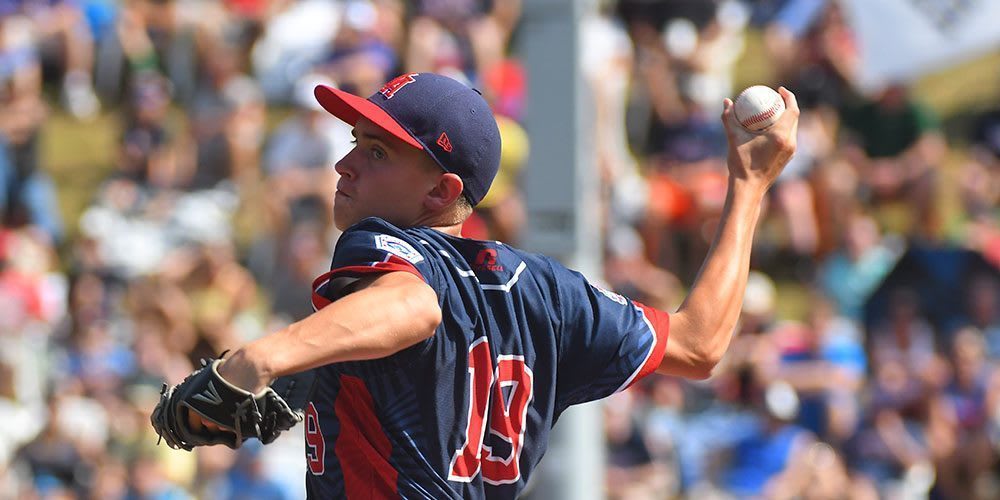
[721,87,799,190]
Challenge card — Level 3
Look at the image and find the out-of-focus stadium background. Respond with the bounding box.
[2,0,1000,498]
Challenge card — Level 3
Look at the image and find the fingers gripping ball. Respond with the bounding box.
[150,357,303,451]
[734,85,786,132]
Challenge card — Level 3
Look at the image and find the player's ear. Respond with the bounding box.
[424,172,464,212]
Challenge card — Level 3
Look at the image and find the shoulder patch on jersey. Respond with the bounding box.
[590,282,628,306]
[374,234,425,264]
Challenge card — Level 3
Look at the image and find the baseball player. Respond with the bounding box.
[154,72,798,498]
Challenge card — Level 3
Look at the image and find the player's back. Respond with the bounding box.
[305,218,668,499]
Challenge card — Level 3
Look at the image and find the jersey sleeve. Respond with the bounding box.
[553,265,670,410]
[307,218,439,375]
[311,217,436,311]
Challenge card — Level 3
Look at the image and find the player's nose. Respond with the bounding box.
[334,154,355,179]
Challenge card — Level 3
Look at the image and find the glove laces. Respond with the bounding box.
[232,396,263,445]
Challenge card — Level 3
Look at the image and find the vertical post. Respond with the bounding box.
[517,0,604,499]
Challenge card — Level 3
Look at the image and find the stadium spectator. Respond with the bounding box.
[817,211,903,321]
[116,72,178,188]
[604,391,673,500]
[716,381,815,497]
[840,83,947,238]
[766,305,865,440]
[262,75,346,228]
[765,0,858,111]
[964,277,1000,358]
[933,327,996,499]
[0,18,61,242]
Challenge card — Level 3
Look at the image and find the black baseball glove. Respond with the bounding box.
[150,356,303,451]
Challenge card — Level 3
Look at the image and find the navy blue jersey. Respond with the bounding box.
[304,218,669,499]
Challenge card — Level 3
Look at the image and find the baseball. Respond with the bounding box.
[734,85,785,132]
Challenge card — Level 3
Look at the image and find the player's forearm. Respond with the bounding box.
[222,274,441,391]
[666,179,765,376]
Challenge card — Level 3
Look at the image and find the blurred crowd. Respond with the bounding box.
[0,0,998,498]
[598,0,1000,499]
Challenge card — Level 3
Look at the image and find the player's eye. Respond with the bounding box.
[370,146,387,161]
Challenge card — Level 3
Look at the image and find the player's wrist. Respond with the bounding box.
[218,346,271,393]
[728,176,770,199]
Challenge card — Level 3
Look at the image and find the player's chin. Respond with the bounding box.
[333,210,354,231]
[333,196,351,228]
[334,205,365,231]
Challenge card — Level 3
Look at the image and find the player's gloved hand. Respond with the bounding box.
[150,356,303,451]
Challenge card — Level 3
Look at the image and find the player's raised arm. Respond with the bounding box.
[658,87,799,379]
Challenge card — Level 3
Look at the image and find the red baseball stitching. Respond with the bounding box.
[744,102,782,126]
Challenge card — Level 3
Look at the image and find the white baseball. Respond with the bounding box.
[733,85,785,132]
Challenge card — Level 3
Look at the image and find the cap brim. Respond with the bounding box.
[314,85,423,150]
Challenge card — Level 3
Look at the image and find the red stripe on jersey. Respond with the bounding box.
[334,375,399,499]
[627,302,671,388]
[311,256,424,310]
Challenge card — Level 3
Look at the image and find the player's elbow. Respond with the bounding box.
[686,366,714,381]
[660,350,718,380]
[682,347,723,380]
[692,349,725,379]
[664,312,731,380]
[693,326,736,376]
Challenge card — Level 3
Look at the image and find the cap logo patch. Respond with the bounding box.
[379,73,418,99]
[437,132,453,152]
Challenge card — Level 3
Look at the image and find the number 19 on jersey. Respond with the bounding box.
[449,337,534,485]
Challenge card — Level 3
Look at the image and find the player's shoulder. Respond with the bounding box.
[336,217,430,265]
[516,250,613,302]
[338,218,576,278]
[508,247,581,281]
[426,230,559,271]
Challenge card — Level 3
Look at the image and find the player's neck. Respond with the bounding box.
[411,209,465,237]
[430,222,464,237]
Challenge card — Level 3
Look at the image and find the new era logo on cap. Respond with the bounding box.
[437,132,453,152]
